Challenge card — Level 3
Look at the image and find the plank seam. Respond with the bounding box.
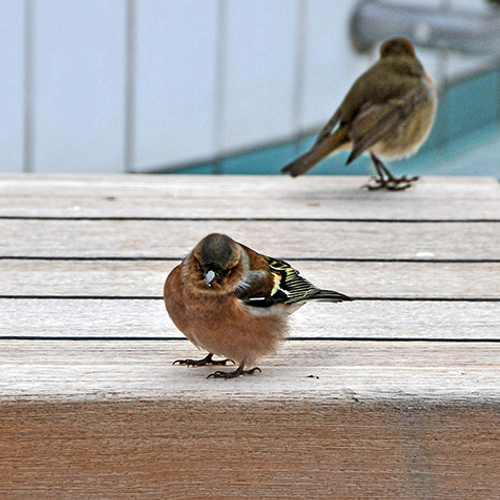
[1,256,499,263]
[1,336,499,342]
[0,216,499,223]
[0,295,498,302]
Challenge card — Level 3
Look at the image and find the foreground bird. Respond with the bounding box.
[164,233,351,378]
[281,37,437,190]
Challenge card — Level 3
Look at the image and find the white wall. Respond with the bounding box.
[134,0,218,170]
[33,0,126,173]
[0,0,495,173]
[0,1,25,173]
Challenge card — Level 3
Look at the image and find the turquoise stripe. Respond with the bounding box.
[161,67,500,178]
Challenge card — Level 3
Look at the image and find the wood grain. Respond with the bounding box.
[1,174,498,499]
[2,218,499,259]
[1,259,498,298]
[1,400,498,499]
[1,340,499,401]
[2,339,500,367]
[0,175,499,219]
[1,299,498,339]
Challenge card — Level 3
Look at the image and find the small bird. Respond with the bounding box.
[164,233,351,379]
[281,37,437,190]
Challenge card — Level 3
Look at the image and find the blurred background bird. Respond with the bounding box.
[281,37,437,190]
[164,233,351,378]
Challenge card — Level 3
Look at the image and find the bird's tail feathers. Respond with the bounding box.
[308,289,352,303]
[281,129,349,177]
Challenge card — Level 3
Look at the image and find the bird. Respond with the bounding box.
[164,233,351,379]
[281,37,437,190]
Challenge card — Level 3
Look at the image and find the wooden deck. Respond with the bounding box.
[1,174,499,498]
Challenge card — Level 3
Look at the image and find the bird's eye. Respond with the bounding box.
[193,258,204,273]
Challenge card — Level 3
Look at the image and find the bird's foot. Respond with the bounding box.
[207,366,262,379]
[173,353,235,367]
[365,174,419,191]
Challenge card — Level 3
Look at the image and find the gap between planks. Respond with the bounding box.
[1,216,499,223]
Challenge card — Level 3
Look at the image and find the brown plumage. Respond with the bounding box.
[281,37,437,190]
[164,233,351,378]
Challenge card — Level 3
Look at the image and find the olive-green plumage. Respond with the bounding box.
[281,37,437,190]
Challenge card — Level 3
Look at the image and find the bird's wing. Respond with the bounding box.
[346,86,426,164]
[235,256,317,307]
[236,256,349,307]
[313,109,341,145]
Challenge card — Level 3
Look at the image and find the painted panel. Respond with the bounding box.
[301,0,371,131]
[134,0,217,171]
[221,0,298,153]
[33,0,126,173]
[0,1,24,172]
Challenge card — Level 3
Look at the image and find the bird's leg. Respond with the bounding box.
[173,352,235,367]
[365,152,419,191]
[207,365,262,379]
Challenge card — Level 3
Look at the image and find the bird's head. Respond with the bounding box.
[186,233,245,292]
[379,37,416,59]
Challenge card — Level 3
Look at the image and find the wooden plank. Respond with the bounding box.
[0,174,498,498]
[1,299,498,339]
[1,219,499,260]
[2,339,499,369]
[0,175,498,219]
[1,399,498,499]
[2,341,499,497]
[1,340,499,401]
[1,259,499,298]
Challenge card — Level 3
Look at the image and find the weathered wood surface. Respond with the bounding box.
[1,175,499,499]
[1,340,499,401]
[0,175,499,219]
[2,259,499,298]
[1,299,498,339]
[2,219,500,259]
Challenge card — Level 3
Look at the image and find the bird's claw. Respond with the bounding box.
[207,366,262,379]
[364,175,418,191]
[173,357,235,367]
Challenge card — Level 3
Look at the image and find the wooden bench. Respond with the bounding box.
[1,175,499,498]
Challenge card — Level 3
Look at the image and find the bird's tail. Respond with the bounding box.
[308,289,352,303]
[281,129,349,177]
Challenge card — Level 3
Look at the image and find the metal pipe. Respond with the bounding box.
[23,0,34,173]
[350,0,500,54]
[212,0,228,175]
[124,0,136,173]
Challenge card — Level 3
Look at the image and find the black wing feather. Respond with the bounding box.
[243,256,351,307]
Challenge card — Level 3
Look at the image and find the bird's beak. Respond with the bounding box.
[205,270,216,287]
